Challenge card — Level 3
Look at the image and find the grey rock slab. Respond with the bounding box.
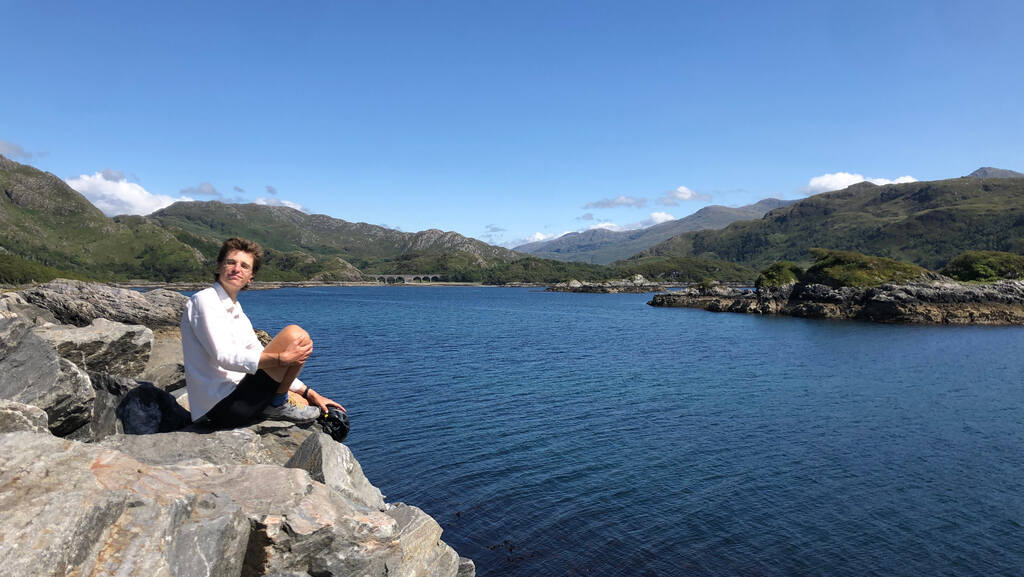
[0,431,251,577]
[34,317,153,378]
[385,503,462,577]
[286,432,387,510]
[141,328,185,391]
[18,279,186,328]
[102,428,275,467]
[0,290,57,324]
[0,316,95,436]
[0,399,49,433]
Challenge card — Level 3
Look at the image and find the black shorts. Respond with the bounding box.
[196,370,280,430]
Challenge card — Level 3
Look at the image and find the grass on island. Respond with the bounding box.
[800,248,928,288]
[753,248,929,290]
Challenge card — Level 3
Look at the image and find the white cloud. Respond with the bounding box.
[805,172,917,194]
[505,230,574,249]
[254,197,306,212]
[584,195,648,209]
[659,185,711,205]
[528,232,558,242]
[66,172,191,216]
[587,211,676,233]
[648,211,676,225]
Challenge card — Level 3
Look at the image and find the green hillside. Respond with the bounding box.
[148,201,522,277]
[0,156,206,281]
[635,175,1024,270]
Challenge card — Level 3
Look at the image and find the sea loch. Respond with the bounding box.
[243,286,1024,577]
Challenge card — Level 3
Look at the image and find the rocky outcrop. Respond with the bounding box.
[548,274,665,294]
[648,278,1024,325]
[0,427,466,577]
[18,278,187,328]
[34,317,153,377]
[0,281,474,576]
[0,315,95,436]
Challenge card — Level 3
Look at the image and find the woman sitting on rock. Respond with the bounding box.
[180,237,344,429]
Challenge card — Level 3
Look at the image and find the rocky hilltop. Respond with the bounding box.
[0,280,474,577]
[648,276,1024,325]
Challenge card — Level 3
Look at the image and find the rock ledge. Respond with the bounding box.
[648,278,1024,325]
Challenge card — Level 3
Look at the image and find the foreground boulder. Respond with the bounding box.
[649,278,1024,325]
[0,316,95,436]
[0,424,469,577]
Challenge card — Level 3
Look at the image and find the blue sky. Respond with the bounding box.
[3,1,1022,248]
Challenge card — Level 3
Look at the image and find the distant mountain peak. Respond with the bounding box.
[966,167,1024,179]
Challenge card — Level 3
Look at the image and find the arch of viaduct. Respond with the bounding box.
[374,274,443,284]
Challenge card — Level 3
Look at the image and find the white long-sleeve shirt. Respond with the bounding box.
[180,282,305,419]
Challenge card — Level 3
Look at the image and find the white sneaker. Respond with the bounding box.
[260,401,320,423]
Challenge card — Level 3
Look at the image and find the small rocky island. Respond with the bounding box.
[548,274,665,293]
[648,250,1024,325]
[0,279,474,577]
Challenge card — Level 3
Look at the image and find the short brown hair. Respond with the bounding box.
[214,237,264,282]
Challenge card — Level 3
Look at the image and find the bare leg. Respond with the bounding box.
[261,324,311,394]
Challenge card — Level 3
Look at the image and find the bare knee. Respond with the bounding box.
[278,324,309,342]
[266,324,312,352]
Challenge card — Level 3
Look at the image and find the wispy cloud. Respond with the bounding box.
[180,182,221,197]
[0,139,32,159]
[804,172,917,194]
[485,224,506,233]
[234,185,245,193]
[66,171,191,216]
[577,213,595,221]
[101,168,125,181]
[659,185,711,205]
[583,195,648,209]
[265,185,278,195]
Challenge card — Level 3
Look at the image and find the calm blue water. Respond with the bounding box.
[240,286,1024,577]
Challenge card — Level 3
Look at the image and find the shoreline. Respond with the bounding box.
[648,278,1024,325]
[4,279,735,293]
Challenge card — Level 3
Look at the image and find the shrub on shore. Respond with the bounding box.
[941,250,1024,282]
[755,261,804,290]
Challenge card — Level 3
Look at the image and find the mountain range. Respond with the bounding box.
[632,167,1024,270]
[514,198,794,264]
[2,154,1022,285]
